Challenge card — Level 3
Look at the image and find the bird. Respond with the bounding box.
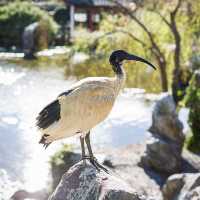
[36,50,156,172]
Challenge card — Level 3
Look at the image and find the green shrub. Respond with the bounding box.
[72,29,101,54]
[190,54,200,71]
[184,71,200,152]
[53,7,70,45]
[0,1,58,49]
[54,7,69,25]
[172,67,192,104]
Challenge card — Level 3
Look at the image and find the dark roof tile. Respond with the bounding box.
[68,0,114,7]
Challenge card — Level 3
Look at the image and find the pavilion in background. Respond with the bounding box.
[64,0,117,36]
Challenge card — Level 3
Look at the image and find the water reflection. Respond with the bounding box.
[0,62,74,195]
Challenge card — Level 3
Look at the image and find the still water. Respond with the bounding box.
[0,60,187,199]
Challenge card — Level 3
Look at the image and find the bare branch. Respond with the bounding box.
[153,10,171,28]
[108,0,168,91]
[114,1,151,36]
[115,29,147,46]
[172,0,182,16]
[94,29,163,61]
[93,29,147,48]
[112,0,166,61]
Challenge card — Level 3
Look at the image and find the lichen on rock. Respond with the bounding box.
[49,161,143,200]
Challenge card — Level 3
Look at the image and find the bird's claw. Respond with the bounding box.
[81,156,90,165]
[89,157,109,174]
[80,156,109,173]
[81,156,90,160]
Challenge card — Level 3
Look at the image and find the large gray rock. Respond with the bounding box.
[162,173,200,200]
[49,161,143,200]
[149,95,184,145]
[141,95,184,174]
[23,22,38,59]
[51,151,81,189]
[141,136,182,174]
[162,174,185,200]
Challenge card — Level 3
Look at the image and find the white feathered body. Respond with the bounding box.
[37,75,125,144]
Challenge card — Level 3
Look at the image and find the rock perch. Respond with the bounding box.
[49,161,143,200]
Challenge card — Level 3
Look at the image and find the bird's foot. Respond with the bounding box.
[80,156,109,173]
[89,157,109,173]
[81,156,90,165]
[81,156,90,160]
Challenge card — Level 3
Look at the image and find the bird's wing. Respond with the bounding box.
[36,78,116,148]
[36,77,115,131]
[58,81,116,125]
[58,79,116,107]
[36,89,74,130]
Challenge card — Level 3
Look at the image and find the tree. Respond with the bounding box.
[184,71,200,152]
[0,1,58,48]
[108,0,184,93]
[148,0,185,103]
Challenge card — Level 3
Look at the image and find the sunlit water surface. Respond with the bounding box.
[0,60,188,199]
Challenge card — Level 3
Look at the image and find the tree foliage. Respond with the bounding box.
[0,1,58,49]
[69,28,160,92]
[71,1,200,93]
[184,71,200,152]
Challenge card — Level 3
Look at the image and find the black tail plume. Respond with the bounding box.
[39,134,51,149]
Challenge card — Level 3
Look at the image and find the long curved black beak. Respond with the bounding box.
[126,54,156,70]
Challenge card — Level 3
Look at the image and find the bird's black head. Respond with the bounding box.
[109,50,156,74]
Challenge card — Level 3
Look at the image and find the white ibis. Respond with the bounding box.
[36,50,156,172]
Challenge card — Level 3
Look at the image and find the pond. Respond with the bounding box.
[0,56,188,199]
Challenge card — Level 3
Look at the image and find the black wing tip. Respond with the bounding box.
[39,134,51,149]
[39,134,48,144]
[36,89,73,130]
[36,99,61,130]
[43,143,51,149]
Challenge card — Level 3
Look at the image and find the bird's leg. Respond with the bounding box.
[85,131,108,173]
[80,136,88,164]
[85,131,94,158]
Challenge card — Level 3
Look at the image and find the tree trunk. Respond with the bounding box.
[159,60,168,92]
[170,10,183,104]
[113,2,169,92]
[170,12,181,71]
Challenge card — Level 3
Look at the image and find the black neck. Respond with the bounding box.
[112,62,124,76]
